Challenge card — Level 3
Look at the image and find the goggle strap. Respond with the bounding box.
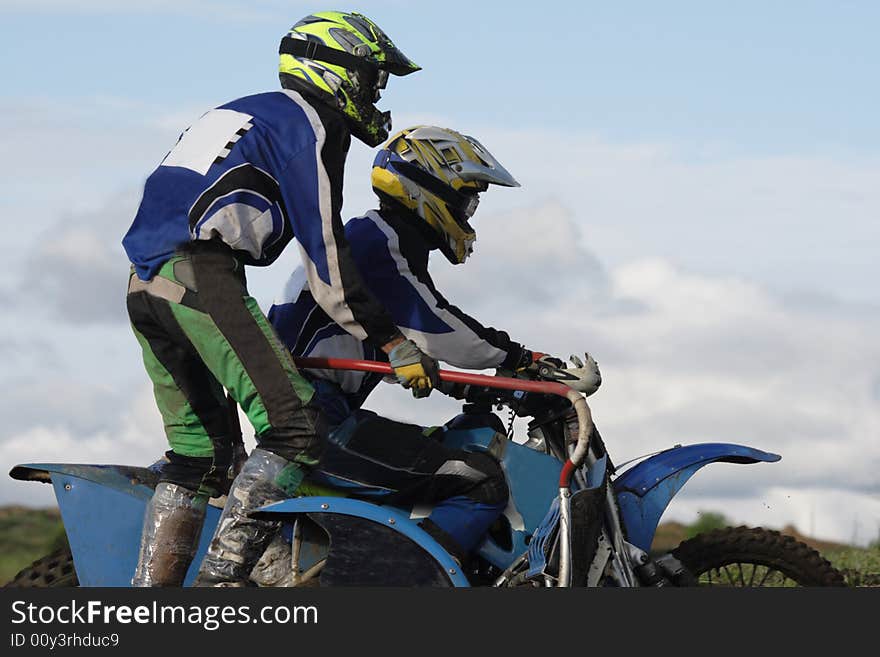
[280,37,380,79]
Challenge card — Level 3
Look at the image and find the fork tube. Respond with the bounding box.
[581,446,639,587]
[557,488,573,587]
[605,488,638,586]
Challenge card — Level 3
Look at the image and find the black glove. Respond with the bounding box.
[529,352,566,373]
[437,380,470,400]
[515,350,565,377]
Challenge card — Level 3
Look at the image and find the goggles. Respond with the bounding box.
[280,36,388,101]
[389,158,482,226]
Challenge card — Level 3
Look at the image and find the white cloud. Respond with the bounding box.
[470,127,880,305]
[665,487,880,548]
[0,385,164,506]
[419,201,880,544]
[0,379,126,437]
[4,98,879,547]
[23,191,138,324]
[0,96,234,217]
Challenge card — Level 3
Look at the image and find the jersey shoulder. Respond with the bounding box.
[345,212,403,263]
[346,212,390,242]
[218,90,325,158]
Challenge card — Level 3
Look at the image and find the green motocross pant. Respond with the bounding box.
[126,240,325,498]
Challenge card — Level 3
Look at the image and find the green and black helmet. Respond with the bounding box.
[279,11,420,146]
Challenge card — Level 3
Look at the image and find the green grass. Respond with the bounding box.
[0,507,67,584]
[826,546,880,587]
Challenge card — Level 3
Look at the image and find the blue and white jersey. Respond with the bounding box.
[269,209,527,402]
[123,89,399,346]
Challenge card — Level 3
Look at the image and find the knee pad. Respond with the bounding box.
[257,403,327,466]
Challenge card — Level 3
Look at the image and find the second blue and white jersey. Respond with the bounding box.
[269,209,527,401]
[122,89,399,346]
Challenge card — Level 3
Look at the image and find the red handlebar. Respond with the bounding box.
[293,357,574,398]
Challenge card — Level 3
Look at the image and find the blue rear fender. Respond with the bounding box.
[611,443,781,552]
[8,463,223,586]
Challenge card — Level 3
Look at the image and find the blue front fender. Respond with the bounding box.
[611,443,781,552]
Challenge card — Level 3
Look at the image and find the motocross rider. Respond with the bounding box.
[268,126,595,564]
[122,11,433,587]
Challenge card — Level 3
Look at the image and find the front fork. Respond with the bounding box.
[559,447,640,587]
[594,478,690,587]
[604,485,640,587]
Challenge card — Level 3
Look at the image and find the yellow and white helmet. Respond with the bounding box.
[371,126,519,264]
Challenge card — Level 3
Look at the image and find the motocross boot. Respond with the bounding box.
[132,482,208,587]
[193,448,305,587]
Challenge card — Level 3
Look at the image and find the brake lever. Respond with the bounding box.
[532,353,602,396]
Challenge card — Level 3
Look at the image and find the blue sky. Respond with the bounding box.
[3,1,879,154]
[1,1,878,546]
[3,1,879,300]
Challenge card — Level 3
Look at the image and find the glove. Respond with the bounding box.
[525,351,565,371]
[388,339,440,399]
[437,380,478,401]
[496,349,563,378]
[526,350,603,397]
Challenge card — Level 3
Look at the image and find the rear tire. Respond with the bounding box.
[5,548,79,588]
[672,526,845,587]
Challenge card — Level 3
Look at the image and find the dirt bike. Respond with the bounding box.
[7,358,844,588]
